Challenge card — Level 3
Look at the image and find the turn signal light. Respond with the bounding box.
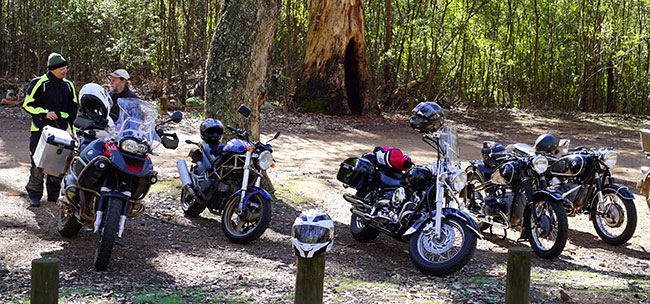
[246,147,254,152]
[271,163,275,168]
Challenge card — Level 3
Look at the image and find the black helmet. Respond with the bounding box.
[200,118,224,143]
[409,102,444,133]
[401,165,433,190]
[534,134,558,154]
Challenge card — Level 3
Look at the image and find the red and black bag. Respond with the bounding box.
[373,146,413,171]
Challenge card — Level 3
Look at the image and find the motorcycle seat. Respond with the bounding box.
[379,169,402,187]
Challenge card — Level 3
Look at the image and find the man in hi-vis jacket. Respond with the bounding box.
[23,53,77,207]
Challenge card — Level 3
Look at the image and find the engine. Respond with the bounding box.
[481,189,526,226]
[369,187,417,228]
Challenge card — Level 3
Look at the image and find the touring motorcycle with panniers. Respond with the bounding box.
[177,104,279,244]
[337,102,480,276]
[56,84,181,270]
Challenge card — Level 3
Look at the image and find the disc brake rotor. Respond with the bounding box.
[422,224,455,255]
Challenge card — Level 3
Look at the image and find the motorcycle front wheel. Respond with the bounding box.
[57,203,82,237]
[221,193,271,244]
[408,218,477,276]
[93,198,122,271]
[591,188,637,246]
[525,200,568,259]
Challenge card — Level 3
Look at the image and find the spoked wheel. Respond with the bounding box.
[93,198,122,271]
[591,188,637,246]
[350,213,379,242]
[408,218,477,276]
[525,200,568,259]
[221,193,271,244]
[57,202,82,237]
[466,170,490,231]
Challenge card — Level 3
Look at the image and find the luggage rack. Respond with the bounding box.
[640,129,650,158]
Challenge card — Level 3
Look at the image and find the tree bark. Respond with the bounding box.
[294,0,378,115]
[204,0,279,141]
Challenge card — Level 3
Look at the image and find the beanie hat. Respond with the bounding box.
[47,53,68,70]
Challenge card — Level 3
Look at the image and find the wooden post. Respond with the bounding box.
[295,254,326,304]
[31,257,60,304]
[505,247,532,304]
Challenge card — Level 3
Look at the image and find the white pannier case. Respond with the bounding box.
[33,126,75,177]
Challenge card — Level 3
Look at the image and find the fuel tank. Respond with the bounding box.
[550,154,591,177]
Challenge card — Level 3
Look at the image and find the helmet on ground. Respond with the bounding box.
[79,83,111,121]
[291,209,334,258]
[534,134,558,154]
[410,101,445,133]
[200,118,224,143]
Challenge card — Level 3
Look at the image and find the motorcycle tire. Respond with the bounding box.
[408,218,477,276]
[591,188,637,246]
[221,193,271,244]
[525,200,568,259]
[181,187,206,217]
[467,171,490,231]
[93,198,122,271]
[57,207,82,238]
[350,213,380,242]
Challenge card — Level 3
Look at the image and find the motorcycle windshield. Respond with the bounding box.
[439,125,461,170]
[115,98,160,150]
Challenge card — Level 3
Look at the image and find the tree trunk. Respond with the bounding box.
[204,0,279,141]
[294,0,378,115]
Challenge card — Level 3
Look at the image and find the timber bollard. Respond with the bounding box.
[505,247,532,304]
[291,210,334,304]
[31,257,60,304]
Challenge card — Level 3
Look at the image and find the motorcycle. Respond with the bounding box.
[177,104,279,244]
[337,124,480,276]
[57,97,182,270]
[464,141,569,259]
[638,129,650,211]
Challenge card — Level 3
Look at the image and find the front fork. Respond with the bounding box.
[93,175,135,238]
[237,149,258,214]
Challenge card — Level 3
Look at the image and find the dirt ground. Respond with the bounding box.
[0,105,649,303]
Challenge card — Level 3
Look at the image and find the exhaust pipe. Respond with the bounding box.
[177,160,206,206]
[343,193,372,209]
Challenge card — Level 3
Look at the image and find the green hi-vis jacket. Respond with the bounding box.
[23,72,78,132]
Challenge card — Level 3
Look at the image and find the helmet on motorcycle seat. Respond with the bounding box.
[78,83,112,121]
[534,134,558,154]
[291,209,334,258]
[409,101,445,133]
[200,118,224,143]
[401,165,433,190]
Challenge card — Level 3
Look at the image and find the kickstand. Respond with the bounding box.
[502,228,508,240]
[114,240,131,249]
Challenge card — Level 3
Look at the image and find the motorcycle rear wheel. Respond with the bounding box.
[525,200,568,259]
[221,193,271,244]
[408,218,477,276]
[57,206,82,237]
[181,187,206,217]
[350,213,380,242]
[93,198,121,271]
[591,188,637,246]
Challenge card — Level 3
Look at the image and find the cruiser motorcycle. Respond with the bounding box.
[58,97,181,270]
[464,141,569,259]
[177,105,278,244]
[337,102,480,276]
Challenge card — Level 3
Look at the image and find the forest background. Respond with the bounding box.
[1,0,649,114]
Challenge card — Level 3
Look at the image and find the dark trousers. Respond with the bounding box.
[26,131,61,201]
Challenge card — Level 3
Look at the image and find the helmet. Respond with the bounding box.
[481,141,506,168]
[409,102,445,133]
[291,209,334,258]
[534,134,558,154]
[401,165,433,190]
[200,118,224,143]
[78,83,111,121]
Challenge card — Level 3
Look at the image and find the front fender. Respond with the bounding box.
[226,186,273,210]
[533,189,574,211]
[603,184,635,200]
[403,208,483,240]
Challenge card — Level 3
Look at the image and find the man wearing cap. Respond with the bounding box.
[108,69,137,118]
[23,52,78,207]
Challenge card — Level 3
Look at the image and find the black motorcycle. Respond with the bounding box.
[58,97,181,270]
[177,105,279,244]
[464,141,569,259]
[338,120,480,276]
[544,139,637,246]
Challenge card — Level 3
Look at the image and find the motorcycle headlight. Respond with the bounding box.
[602,150,618,167]
[257,150,273,170]
[532,155,548,174]
[120,138,149,155]
[448,170,467,193]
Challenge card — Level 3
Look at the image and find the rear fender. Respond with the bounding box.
[403,208,483,240]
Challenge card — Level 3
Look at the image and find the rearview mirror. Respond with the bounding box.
[272,131,280,140]
[171,111,183,123]
[237,104,252,118]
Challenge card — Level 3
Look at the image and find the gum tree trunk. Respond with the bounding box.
[204,0,279,140]
[294,0,379,115]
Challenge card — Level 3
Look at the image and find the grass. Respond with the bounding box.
[149,178,182,195]
[274,176,328,205]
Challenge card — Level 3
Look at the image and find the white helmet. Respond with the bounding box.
[78,83,112,121]
[291,210,334,258]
